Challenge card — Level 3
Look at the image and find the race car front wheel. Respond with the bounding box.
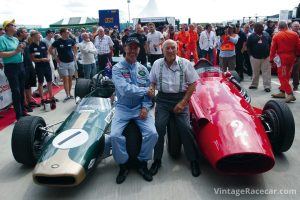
[75,78,91,99]
[167,115,182,159]
[262,100,295,153]
[11,116,47,166]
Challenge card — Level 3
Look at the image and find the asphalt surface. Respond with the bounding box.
[0,75,299,200]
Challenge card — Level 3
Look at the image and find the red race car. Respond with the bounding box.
[167,59,295,175]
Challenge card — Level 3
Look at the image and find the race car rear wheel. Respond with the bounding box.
[75,78,91,99]
[11,116,47,166]
[124,120,142,163]
[167,115,182,159]
[262,100,295,153]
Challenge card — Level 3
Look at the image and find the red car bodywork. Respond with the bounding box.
[189,65,275,175]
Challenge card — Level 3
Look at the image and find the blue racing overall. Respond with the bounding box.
[111,59,158,164]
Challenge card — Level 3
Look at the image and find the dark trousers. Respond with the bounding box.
[216,49,220,65]
[113,47,120,57]
[235,51,244,80]
[154,92,197,161]
[201,49,214,64]
[4,63,26,119]
[292,57,300,88]
[137,55,147,67]
[97,54,110,73]
[243,51,252,76]
[148,54,163,67]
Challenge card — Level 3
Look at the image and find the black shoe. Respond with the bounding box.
[25,105,33,112]
[29,101,40,107]
[137,161,153,182]
[150,159,161,176]
[248,86,257,89]
[190,161,201,177]
[264,88,271,92]
[116,164,129,184]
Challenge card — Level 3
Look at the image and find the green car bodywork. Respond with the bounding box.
[33,97,114,186]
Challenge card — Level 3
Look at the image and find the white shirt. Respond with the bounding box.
[78,41,97,64]
[199,30,217,51]
[147,31,164,54]
[94,35,114,55]
[42,37,54,48]
[150,56,199,93]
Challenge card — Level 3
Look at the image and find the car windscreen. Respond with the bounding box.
[195,66,222,74]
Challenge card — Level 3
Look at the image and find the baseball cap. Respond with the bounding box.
[3,19,15,29]
[125,37,140,46]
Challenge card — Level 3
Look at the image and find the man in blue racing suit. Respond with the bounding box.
[111,37,158,184]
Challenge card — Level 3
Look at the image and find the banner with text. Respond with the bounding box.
[99,9,120,29]
[0,69,12,109]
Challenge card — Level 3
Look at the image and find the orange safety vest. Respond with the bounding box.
[220,34,236,51]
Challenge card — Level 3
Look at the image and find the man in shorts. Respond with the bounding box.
[29,31,56,109]
[48,28,77,102]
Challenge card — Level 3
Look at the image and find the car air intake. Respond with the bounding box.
[34,176,76,186]
[216,153,275,174]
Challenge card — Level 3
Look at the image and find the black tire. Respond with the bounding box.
[262,100,295,153]
[75,78,91,99]
[11,116,46,166]
[166,115,182,159]
[123,120,142,162]
[231,70,241,83]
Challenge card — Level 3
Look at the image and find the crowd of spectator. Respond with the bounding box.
[1,18,300,119]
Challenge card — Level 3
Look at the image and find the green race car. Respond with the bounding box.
[11,74,142,187]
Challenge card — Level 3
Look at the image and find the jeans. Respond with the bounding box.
[4,63,26,119]
[83,63,96,79]
[97,54,110,74]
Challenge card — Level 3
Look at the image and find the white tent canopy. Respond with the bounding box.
[137,0,164,18]
[133,0,175,27]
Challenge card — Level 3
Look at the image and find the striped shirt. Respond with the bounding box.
[94,35,114,55]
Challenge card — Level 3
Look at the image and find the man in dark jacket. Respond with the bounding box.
[247,22,271,92]
[130,24,147,67]
[235,24,247,81]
